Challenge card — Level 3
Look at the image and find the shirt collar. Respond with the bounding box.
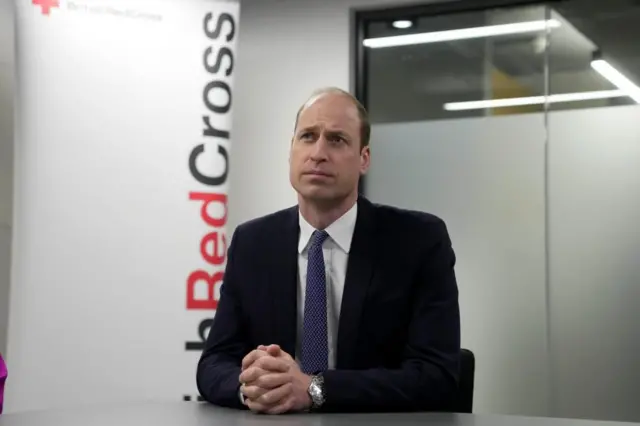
[298,202,358,254]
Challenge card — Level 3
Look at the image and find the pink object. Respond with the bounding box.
[0,353,6,414]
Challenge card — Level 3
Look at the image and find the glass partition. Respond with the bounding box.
[356,0,640,421]
[545,1,640,421]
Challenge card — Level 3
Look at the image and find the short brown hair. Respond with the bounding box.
[293,87,371,148]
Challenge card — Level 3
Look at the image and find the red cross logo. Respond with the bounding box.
[32,0,60,16]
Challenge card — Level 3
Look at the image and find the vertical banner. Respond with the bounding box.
[7,0,238,412]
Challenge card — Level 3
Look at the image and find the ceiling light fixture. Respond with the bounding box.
[443,90,626,111]
[364,19,561,48]
[591,59,640,103]
[392,20,414,29]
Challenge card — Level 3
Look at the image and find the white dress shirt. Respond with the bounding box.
[295,202,358,370]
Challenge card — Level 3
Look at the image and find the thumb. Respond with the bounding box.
[257,344,281,356]
[266,344,282,356]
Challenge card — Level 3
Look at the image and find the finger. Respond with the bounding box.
[265,397,294,415]
[258,382,293,407]
[257,344,285,360]
[239,366,267,384]
[257,344,281,357]
[258,344,280,352]
[241,350,260,371]
[241,384,268,401]
[254,356,290,373]
[245,391,294,415]
[265,345,282,357]
[242,350,268,371]
[245,398,267,413]
[254,372,292,390]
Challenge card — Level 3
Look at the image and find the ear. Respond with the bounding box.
[360,146,371,175]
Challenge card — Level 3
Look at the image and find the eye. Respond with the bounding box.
[329,135,346,144]
[299,132,314,141]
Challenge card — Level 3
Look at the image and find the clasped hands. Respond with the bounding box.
[239,344,313,414]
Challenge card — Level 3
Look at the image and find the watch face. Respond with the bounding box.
[310,382,320,398]
[308,378,325,408]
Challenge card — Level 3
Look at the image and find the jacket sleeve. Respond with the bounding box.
[321,219,461,412]
[196,227,250,409]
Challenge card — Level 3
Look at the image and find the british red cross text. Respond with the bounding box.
[185,11,236,352]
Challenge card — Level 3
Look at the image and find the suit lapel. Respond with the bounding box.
[269,207,299,356]
[336,197,376,369]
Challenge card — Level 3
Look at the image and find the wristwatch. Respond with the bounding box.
[307,374,326,410]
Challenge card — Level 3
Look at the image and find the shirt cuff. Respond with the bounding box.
[238,384,246,405]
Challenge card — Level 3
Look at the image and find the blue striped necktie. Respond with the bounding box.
[301,230,330,374]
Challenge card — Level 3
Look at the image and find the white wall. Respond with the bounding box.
[0,226,10,357]
[229,0,452,231]
[367,116,550,416]
[7,0,239,413]
[0,0,14,357]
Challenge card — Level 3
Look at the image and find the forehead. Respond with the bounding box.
[297,93,360,132]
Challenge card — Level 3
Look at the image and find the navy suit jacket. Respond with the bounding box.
[196,197,461,412]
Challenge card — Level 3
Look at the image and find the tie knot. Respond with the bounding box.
[311,230,330,247]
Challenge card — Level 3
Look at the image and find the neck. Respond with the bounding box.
[298,191,358,230]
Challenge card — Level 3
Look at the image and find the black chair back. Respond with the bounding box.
[456,349,476,413]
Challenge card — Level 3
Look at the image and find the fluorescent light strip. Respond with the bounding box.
[364,19,561,48]
[444,90,626,111]
[591,59,640,103]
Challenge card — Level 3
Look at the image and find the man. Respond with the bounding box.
[196,87,460,414]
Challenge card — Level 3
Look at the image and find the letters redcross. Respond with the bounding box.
[33,0,60,15]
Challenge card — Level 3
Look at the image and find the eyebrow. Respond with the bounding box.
[296,126,352,144]
[297,125,319,135]
[298,126,349,136]
[325,129,350,140]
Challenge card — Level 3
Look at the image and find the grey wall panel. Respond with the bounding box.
[368,115,549,416]
[548,105,640,422]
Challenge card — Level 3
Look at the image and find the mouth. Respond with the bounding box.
[303,171,333,177]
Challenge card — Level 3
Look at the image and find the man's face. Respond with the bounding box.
[289,93,370,205]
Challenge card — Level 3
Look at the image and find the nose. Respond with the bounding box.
[309,135,329,161]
